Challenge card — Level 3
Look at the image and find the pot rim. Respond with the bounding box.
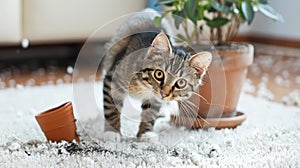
[35,109,74,123]
[212,43,254,71]
[171,111,246,129]
[191,42,254,71]
[35,101,72,118]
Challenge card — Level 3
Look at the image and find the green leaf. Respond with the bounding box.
[173,10,184,29]
[258,0,268,4]
[238,7,246,21]
[241,1,254,24]
[209,0,230,14]
[259,4,284,22]
[153,16,162,27]
[232,2,240,14]
[177,34,189,43]
[184,0,198,24]
[197,5,204,20]
[203,3,211,10]
[155,0,178,6]
[205,17,230,28]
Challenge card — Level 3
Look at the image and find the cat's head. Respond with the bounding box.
[131,33,212,101]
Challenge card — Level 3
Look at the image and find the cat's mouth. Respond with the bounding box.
[162,96,173,101]
[161,93,174,101]
[152,91,173,101]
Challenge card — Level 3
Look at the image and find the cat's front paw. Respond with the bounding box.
[102,131,121,142]
[139,132,159,143]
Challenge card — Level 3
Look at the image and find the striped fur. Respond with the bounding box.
[101,9,212,137]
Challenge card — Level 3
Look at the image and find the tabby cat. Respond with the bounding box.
[101,9,212,138]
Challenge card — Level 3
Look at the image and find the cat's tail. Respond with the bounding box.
[101,8,175,72]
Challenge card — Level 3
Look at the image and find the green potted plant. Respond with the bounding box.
[154,0,282,128]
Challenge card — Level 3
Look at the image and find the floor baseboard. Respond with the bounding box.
[235,35,300,49]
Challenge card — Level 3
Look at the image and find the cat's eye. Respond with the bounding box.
[153,69,164,81]
[175,79,187,89]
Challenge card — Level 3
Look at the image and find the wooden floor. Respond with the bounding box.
[0,43,299,106]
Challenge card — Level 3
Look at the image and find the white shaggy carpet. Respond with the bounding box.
[0,82,299,167]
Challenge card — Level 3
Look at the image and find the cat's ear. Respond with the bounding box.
[189,51,212,77]
[149,33,172,54]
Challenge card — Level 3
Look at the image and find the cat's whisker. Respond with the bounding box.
[191,92,209,104]
[191,93,228,107]
[134,90,153,95]
[194,116,204,129]
[179,103,196,128]
[180,101,196,110]
[180,101,209,127]
[181,100,199,109]
[181,102,198,118]
[110,87,126,94]
[177,103,189,127]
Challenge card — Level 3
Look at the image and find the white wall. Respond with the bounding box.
[239,0,300,40]
[23,0,147,43]
[0,0,147,45]
[0,0,22,44]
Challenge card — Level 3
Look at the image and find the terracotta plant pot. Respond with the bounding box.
[197,43,254,118]
[172,43,253,129]
[35,102,80,142]
[171,112,246,129]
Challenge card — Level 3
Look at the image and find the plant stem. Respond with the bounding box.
[217,0,225,45]
[220,0,225,5]
[217,12,223,45]
[183,20,191,44]
[226,15,239,42]
[231,16,241,41]
[195,23,200,44]
[226,15,234,42]
[210,28,214,42]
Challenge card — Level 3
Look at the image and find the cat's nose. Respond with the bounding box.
[161,86,171,98]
